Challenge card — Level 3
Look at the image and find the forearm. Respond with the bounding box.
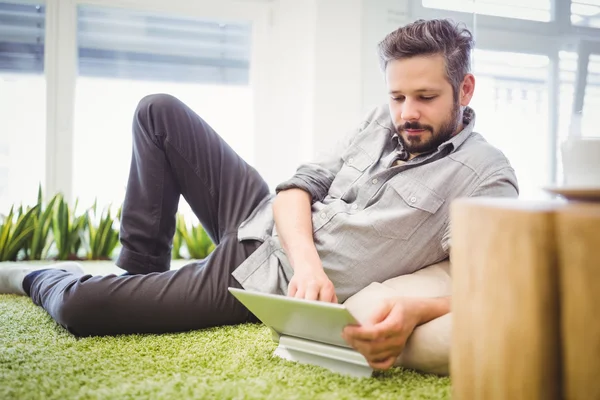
[273,189,321,271]
[414,296,451,326]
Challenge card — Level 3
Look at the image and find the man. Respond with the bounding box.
[0,19,517,373]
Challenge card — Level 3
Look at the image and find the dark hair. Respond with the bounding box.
[378,19,474,99]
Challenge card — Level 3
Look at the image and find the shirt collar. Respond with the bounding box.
[444,106,476,152]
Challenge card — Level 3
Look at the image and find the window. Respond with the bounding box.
[71,5,254,215]
[0,1,46,212]
[555,52,600,184]
[571,0,600,28]
[556,51,578,185]
[581,54,600,138]
[422,0,551,22]
[471,50,550,199]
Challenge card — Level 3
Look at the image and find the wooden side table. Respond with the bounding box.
[450,199,561,399]
[555,203,600,400]
[450,198,600,400]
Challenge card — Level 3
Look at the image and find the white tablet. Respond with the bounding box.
[228,287,360,348]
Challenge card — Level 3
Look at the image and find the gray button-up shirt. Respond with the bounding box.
[232,104,518,303]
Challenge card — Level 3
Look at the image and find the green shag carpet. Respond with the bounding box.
[0,295,451,399]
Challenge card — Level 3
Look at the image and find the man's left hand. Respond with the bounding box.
[341,297,421,370]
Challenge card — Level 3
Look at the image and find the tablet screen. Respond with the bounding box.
[229,287,359,348]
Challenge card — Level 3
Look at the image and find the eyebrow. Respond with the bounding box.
[389,89,441,95]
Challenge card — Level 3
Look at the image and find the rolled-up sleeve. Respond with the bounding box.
[275,113,374,203]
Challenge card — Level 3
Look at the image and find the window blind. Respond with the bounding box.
[0,2,45,74]
[571,0,600,29]
[0,3,252,84]
[77,6,252,85]
[422,0,551,22]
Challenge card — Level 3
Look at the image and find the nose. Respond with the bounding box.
[400,98,420,122]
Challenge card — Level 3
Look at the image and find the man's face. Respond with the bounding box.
[386,54,465,157]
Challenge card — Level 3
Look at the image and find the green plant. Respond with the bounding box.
[2,190,222,262]
[24,184,60,261]
[81,200,120,260]
[177,218,215,260]
[52,195,86,260]
[0,204,39,261]
[172,213,184,260]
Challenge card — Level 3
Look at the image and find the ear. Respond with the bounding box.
[459,74,475,107]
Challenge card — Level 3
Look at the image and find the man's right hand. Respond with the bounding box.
[287,266,338,303]
[273,188,337,303]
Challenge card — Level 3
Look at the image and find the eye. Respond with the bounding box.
[391,96,405,102]
[421,96,437,101]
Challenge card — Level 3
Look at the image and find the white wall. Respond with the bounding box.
[255,0,408,189]
[361,0,411,114]
[254,0,364,189]
[311,0,363,156]
[253,0,317,189]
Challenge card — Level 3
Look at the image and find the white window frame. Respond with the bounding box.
[410,0,600,184]
[43,0,270,202]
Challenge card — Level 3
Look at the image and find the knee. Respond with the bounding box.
[135,93,182,119]
[381,260,452,298]
[344,283,397,324]
[396,313,452,376]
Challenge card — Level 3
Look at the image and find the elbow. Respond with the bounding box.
[273,193,283,217]
[273,190,287,214]
[273,189,312,215]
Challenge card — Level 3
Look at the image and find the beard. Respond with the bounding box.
[397,102,461,156]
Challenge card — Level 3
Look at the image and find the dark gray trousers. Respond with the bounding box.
[26,94,270,336]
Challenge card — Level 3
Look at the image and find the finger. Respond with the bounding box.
[347,303,403,340]
[333,293,338,304]
[363,344,402,362]
[343,324,394,341]
[342,324,360,343]
[367,300,394,326]
[304,283,319,301]
[349,343,394,368]
[342,325,365,343]
[352,338,393,354]
[369,356,396,371]
[294,287,306,299]
[319,285,335,303]
[347,336,402,360]
[287,281,297,297]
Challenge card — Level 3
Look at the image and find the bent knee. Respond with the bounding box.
[135,93,185,127]
[137,93,181,112]
[396,313,452,376]
[382,260,452,298]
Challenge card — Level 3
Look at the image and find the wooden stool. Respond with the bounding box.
[450,198,600,400]
[555,203,600,400]
[450,198,562,399]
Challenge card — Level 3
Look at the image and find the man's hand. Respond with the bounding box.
[287,266,338,303]
[273,188,337,303]
[342,297,421,370]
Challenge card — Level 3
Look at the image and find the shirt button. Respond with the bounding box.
[351,204,358,210]
[372,178,378,184]
[410,196,417,203]
[348,157,354,164]
[320,212,327,219]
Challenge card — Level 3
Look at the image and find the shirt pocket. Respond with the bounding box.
[369,178,444,240]
[328,145,373,198]
[231,239,291,296]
